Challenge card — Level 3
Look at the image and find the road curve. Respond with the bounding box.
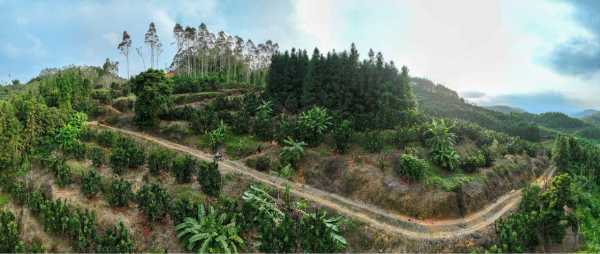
[88,122,555,240]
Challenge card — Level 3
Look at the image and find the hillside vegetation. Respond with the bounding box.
[1,22,600,253]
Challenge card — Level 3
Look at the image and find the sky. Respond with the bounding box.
[1,0,599,114]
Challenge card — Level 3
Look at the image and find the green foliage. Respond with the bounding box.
[297,106,332,146]
[131,69,173,129]
[254,156,271,172]
[170,197,200,225]
[136,183,171,222]
[392,154,427,182]
[97,130,118,147]
[0,209,24,253]
[224,136,259,159]
[279,137,306,169]
[332,120,353,154]
[176,204,244,254]
[0,101,22,171]
[393,126,419,149]
[361,131,384,153]
[81,169,102,198]
[425,119,460,171]
[173,155,196,183]
[96,222,135,253]
[109,137,145,174]
[198,161,222,197]
[254,100,274,141]
[190,105,218,134]
[299,210,347,253]
[52,160,72,187]
[267,45,416,130]
[147,148,174,175]
[208,121,227,152]
[535,112,588,130]
[54,112,87,153]
[107,179,133,207]
[461,150,487,173]
[88,146,106,167]
[241,185,347,253]
[492,174,576,252]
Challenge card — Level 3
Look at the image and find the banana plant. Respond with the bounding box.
[176,204,244,253]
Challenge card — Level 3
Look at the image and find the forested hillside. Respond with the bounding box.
[1,21,599,253]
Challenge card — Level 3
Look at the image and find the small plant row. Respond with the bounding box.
[82,128,222,193]
[0,177,135,253]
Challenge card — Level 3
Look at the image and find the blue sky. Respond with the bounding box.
[1,0,599,113]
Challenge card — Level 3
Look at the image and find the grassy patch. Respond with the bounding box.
[172,91,223,105]
[171,185,206,203]
[66,160,91,178]
[0,193,10,207]
[224,134,261,159]
[423,166,483,191]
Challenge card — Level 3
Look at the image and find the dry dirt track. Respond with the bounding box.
[89,121,555,240]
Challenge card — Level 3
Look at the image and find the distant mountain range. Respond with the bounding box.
[572,109,600,119]
[485,105,526,114]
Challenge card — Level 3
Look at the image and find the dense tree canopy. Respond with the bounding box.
[266,44,416,130]
[131,69,173,128]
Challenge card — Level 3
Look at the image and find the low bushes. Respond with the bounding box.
[198,161,222,197]
[361,131,384,153]
[96,222,135,253]
[147,148,175,175]
[392,154,428,182]
[461,151,487,173]
[136,183,171,222]
[107,179,133,207]
[173,155,196,183]
[0,209,24,253]
[81,169,102,198]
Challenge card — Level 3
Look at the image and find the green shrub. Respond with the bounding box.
[173,155,196,183]
[136,183,171,222]
[66,141,87,159]
[280,137,306,169]
[170,198,200,225]
[0,210,24,253]
[431,148,461,171]
[392,154,427,182]
[109,137,145,174]
[225,137,259,159]
[96,222,135,253]
[97,130,119,147]
[112,96,135,112]
[107,179,133,207]
[198,161,222,197]
[190,106,218,134]
[255,101,274,141]
[147,148,174,175]
[175,204,244,253]
[332,120,352,154]
[275,115,299,144]
[81,169,102,198]
[89,146,106,167]
[297,106,332,146]
[53,163,72,187]
[394,127,419,148]
[461,151,486,173]
[208,121,226,152]
[361,131,384,153]
[254,156,271,172]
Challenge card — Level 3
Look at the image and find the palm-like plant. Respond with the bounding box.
[279,137,306,169]
[176,204,245,254]
[298,106,332,146]
[425,119,456,150]
[425,119,460,171]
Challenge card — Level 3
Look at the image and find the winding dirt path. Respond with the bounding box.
[89,122,555,240]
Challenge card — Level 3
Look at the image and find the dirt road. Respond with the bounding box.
[89,122,555,240]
